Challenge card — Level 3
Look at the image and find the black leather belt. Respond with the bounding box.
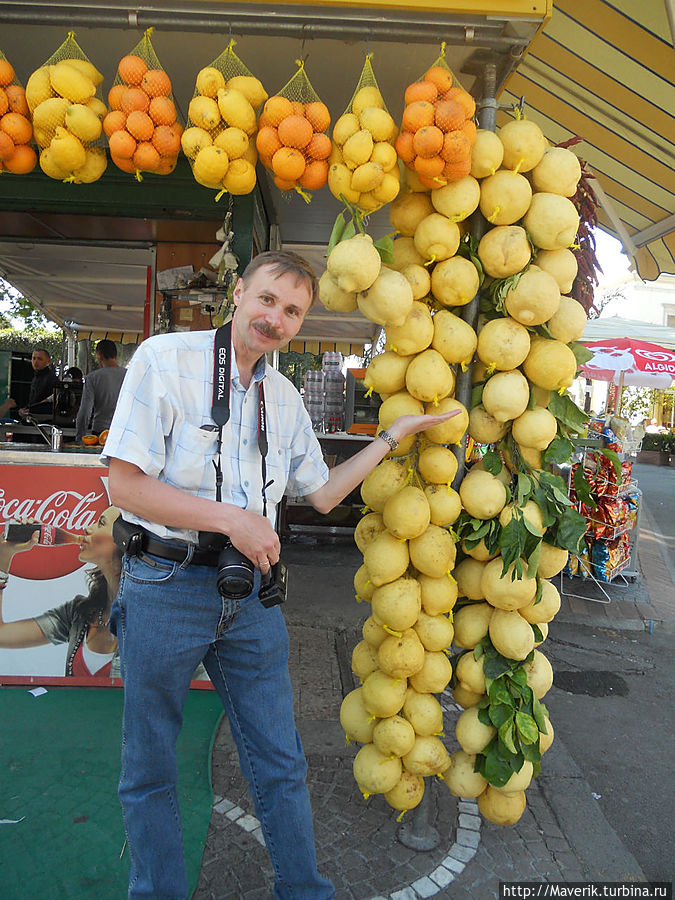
[113,518,219,567]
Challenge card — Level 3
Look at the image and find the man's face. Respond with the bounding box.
[232,265,313,358]
[31,351,50,371]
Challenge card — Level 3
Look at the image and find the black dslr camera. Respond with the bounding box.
[198,532,287,608]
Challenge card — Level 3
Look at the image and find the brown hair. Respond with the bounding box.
[241,250,319,307]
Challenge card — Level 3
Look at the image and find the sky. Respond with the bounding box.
[593,228,634,289]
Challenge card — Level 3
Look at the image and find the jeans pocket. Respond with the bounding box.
[124,552,179,585]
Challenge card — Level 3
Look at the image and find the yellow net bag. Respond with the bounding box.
[183,38,266,199]
[329,53,400,213]
[396,42,476,189]
[0,50,37,175]
[26,31,108,183]
[107,28,181,180]
[257,59,331,202]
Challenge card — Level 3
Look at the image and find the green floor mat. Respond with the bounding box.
[0,687,223,900]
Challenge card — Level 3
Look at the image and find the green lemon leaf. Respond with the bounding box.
[515,710,539,745]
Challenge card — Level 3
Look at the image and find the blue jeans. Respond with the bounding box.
[110,548,334,900]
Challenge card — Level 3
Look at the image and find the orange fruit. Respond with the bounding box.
[273,175,297,191]
[277,114,313,149]
[156,154,178,175]
[413,124,444,159]
[1,112,32,145]
[417,172,445,189]
[111,152,136,174]
[394,130,415,165]
[257,109,272,129]
[126,109,154,141]
[443,155,472,181]
[81,433,99,446]
[141,69,172,98]
[263,95,293,126]
[290,100,304,116]
[103,109,126,137]
[109,128,136,159]
[152,123,181,156]
[461,119,477,145]
[0,88,8,117]
[148,95,176,126]
[435,99,465,133]
[299,159,329,190]
[404,81,438,105]
[425,65,453,94]
[401,100,434,134]
[133,141,160,172]
[108,84,126,111]
[121,87,150,114]
[4,144,37,174]
[414,154,445,177]
[118,54,147,86]
[272,145,305,181]
[0,130,15,161]
[0,59,15,87]
[306,132,331,160]
[441,129,471,163]
[448,88,476,119]
[5,85,28,116]
[304,101,330,133]
[98,429,110,445]
[256,125,282,160]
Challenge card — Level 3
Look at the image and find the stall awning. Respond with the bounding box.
[582,315,675,351]
[499,0,675,280]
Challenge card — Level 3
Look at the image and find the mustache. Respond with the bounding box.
[254,321,282,341]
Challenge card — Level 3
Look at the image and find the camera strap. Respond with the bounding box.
[211,321,273,516]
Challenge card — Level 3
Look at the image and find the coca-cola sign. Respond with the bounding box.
[0,466,109,580]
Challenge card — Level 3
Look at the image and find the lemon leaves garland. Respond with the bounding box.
[327,199,394,265]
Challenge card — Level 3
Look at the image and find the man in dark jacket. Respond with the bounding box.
[18,347,60,416]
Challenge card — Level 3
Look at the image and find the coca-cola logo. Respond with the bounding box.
[0,466,110,580]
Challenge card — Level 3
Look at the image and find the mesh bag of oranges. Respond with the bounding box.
[25,32,108,183]
[256,59,331,201]
[395,43,477,189]
[105,28,182,180]
[182,39,265,198]
[0,50,37,175]
[328,53,400,214]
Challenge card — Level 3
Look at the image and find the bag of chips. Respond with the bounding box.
[26,31,107,182]
[106,28,181,179]
[257,59,331,201]
[0,50,37,175]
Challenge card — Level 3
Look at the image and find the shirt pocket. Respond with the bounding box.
[165,422,218,494]
[264,444,290,505]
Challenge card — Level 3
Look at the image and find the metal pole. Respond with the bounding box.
[397,771,439,851]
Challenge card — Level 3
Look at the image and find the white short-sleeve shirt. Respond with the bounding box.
[101,329,329,543]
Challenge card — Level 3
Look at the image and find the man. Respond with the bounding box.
[17,347,60,416]
[75,339,126,441]
[102,251,456,899]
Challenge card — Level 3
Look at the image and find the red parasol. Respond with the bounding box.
[579,337,675,390]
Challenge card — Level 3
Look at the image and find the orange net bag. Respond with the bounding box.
[106,28,182,180]
[328,53,400,214]
[257,59,331,202]
[183,39,266,199]
[25,32,108,183]
[396,42,477,189]
[0,50,37,175]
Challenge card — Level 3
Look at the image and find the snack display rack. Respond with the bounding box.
[560,431,642,604]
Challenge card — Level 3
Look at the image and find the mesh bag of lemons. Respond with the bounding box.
[395,43,477,189]
[256,59,331,200]
[182,39,265,198]
[0,50,37,175]
[105,28,182,179]
[26,32,108,183]
[328,53,400,214]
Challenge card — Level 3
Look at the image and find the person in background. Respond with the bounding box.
[0,397,17,419]
[17,347,60,417]
[76,339,126,442]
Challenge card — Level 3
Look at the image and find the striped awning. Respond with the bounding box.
[499,0,675,280]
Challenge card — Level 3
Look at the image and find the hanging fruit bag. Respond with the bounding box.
[396,43,477,189]
[329,53,400,214]
[106,28,182,179]
[25,32,108,183]
[257,59,331,201]
[0,49,37,175]
[183,39,266,199]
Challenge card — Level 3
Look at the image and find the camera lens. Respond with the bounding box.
[215,543,255,599]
